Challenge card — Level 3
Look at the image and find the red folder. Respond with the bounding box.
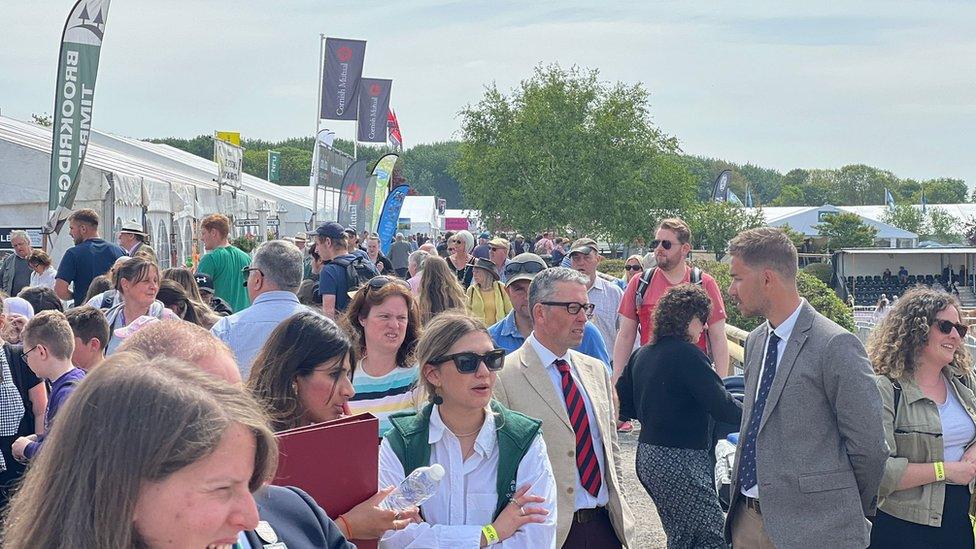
[273,413,379,548]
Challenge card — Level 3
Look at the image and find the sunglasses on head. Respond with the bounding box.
[650,239,675,250]
[430,349,506,373]
[504,260,546,277]
[935,319,969,338]
[367,275,409,291]
[624,265,643,272]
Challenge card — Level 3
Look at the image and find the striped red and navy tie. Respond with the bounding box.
[554,359,602,497]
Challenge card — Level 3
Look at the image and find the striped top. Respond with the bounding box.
[349,361,420,436]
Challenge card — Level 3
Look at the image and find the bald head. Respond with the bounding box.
[419,243,436,255]
[117,320,241,384]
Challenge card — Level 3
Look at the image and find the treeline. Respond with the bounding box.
[147,135,463,208]
[147,141,968,211]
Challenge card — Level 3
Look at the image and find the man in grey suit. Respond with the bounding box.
[724,227,887,548]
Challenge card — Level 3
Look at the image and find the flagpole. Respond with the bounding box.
[311,33,326,228]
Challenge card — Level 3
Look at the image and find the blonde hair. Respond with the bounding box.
[867,288,971,380]
[417,256,467,325]
[3,353,277,547]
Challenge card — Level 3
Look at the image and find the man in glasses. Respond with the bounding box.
[613,217,730,380]
[210,240,307,378]
[494,267,636,548]
[487,253,611,368]
[487,236,511,282]
[724,227,885,548]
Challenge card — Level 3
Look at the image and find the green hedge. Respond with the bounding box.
[801,262,833,285]
[692,260,854,333]
[598,259,626,279]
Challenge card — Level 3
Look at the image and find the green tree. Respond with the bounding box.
[921,178,967,204]
[814,212,878,250]
[454,64,684,239]
[881,204,927,235]
[685,202,765,258]
[926,207,961,244]
[399,142,463,207]
[779,223,808,249]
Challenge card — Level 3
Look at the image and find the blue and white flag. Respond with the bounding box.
[746,188,754,208]
[884,188,896,208]
[377,184,409,255]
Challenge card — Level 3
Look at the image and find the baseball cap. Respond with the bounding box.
[569,238,598,257]
[312,222,346,240]
[194,272,215,294]
[479,231,491,239]
[489,237,509,249]
[503,253,548,287]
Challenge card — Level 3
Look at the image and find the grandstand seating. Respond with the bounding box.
[846,273,944,306]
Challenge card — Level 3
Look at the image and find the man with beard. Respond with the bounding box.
[612,218,729,380]
[54,209,125,305]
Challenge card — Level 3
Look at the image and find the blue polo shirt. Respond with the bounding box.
[487,311,612,373]
[56,238,126,304]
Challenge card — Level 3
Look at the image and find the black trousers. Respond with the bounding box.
[869,484,974,549]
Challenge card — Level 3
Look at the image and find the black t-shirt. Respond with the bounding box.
[2,344,43,437]
[617,336,742,450]
[10,256,31,296]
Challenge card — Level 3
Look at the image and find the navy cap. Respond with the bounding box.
[194,272,215,293]
[312,222,346,240]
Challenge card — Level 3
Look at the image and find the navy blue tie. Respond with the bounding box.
[738,331,780,492]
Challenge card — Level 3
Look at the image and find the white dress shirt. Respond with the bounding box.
[527,334,611,510]
[378,405,557,548]
[29,266,57,289]
[742,299,804,499]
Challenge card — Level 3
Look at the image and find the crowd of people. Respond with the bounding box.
[0,208,970,549]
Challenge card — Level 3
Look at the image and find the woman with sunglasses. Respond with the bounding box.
[103,257,178,355]
[379,312,557,548]
[448,230,475,287]
[616,254,644,291]
[867,288,976,547]
[342,276,423,436]
[417,256,467,325]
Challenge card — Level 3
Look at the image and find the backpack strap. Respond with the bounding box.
[490,401,543,520]
[633,267,656,315]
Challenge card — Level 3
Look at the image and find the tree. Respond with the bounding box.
[31,113,52,127]
[399,142,463,207]
[881,204,927,235]
[454,64,685,239]
[779,223,808,249]
[685,202,765,258]
[921,178,967,204]
[926,207,961,244]
[814,212,878,250]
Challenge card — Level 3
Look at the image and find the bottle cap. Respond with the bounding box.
[428,463,445,481]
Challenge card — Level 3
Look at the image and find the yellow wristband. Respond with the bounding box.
[482,524,500,545]
[935,461,946,481]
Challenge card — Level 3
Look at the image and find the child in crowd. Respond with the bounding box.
[11,311,86,461]
[64,306,109,372]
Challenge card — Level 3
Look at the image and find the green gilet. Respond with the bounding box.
[385,400,542,520]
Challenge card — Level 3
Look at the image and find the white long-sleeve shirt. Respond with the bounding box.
[378,405,557,548]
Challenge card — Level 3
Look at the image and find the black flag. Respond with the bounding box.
[321,38,366,120]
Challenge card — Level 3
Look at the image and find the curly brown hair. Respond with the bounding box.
[867,287,971,380]
[341,277,422,368]
[652,284,712,343]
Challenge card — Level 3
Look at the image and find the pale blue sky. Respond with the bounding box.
[3,1,974,184]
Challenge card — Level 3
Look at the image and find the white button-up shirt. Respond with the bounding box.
[528,334,611,510]
[742,300,804,499]
[587,275,624,352]
[378,405,557,548]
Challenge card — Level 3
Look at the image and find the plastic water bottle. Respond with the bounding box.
[381,463,446,510]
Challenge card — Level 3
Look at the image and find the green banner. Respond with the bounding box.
[268,150,281,182]
[48,0,112,228]
[369,153,398,232]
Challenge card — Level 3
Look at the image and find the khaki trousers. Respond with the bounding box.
[730,499,775,549]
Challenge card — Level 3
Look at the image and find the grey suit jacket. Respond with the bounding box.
[494,342,637,548]
[724,300,887,548]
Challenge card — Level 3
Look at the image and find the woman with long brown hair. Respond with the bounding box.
[103,257,178,354]
[341,276,422,436]
[417,256,467,325]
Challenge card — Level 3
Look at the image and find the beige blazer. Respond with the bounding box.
[494,342,637,548]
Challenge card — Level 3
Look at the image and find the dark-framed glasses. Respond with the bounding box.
[504,260,546,278]
[22,344,41,360]
[430,349,506,373]
[540,301,596,317]
[624,265,643,272]
[935,319,969,338]
[650,239,674,250]
[241,267,263,288]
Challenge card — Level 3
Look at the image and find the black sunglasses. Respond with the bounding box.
[540,301,595,317]
[241,267,263,287]
[367,275,409,291]
[935,319,969,338]
[504,260,546,277]
[430,349,506,373]
[650,239,674,250]
[624,265,643,272]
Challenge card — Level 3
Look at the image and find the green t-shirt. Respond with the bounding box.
[197,245,252,312]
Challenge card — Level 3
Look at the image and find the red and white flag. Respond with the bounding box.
[387,109,403,151]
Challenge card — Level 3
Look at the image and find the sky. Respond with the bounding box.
[3,1,975,184]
